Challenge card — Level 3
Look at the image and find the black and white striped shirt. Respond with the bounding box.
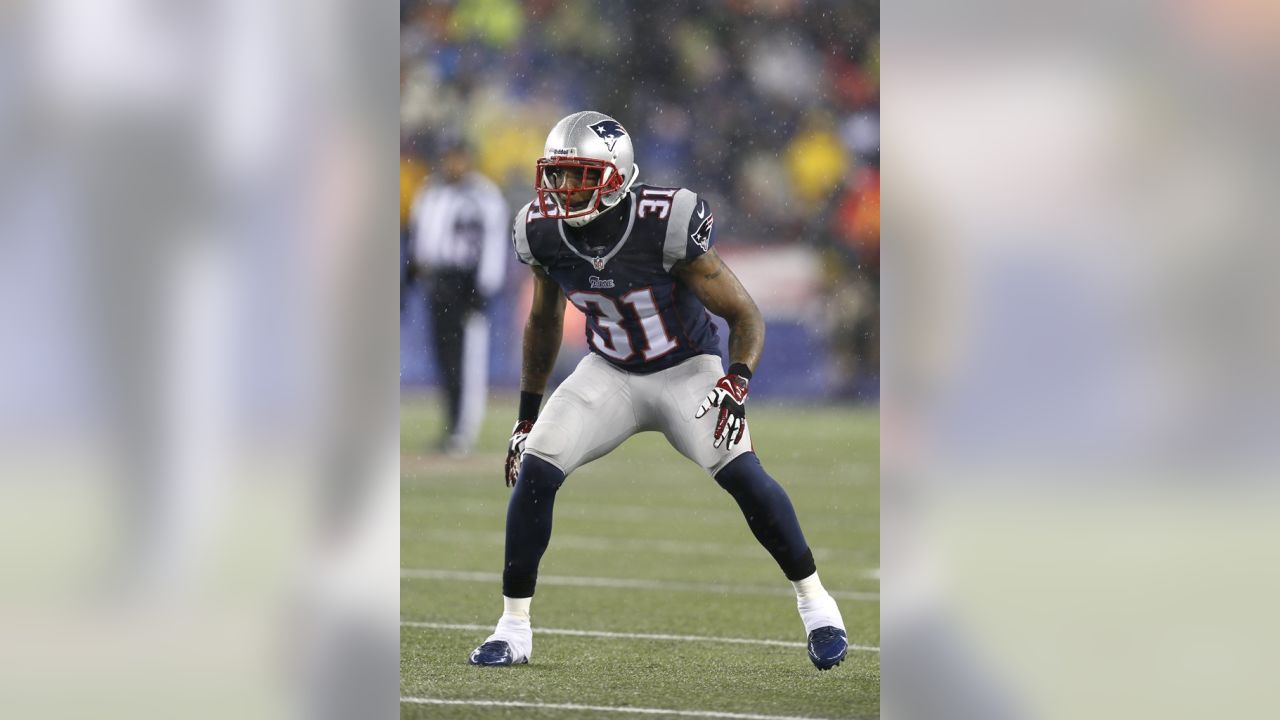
[410,173,508,297]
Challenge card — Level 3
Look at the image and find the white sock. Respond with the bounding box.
[503,595,531,621]
[792,572,845,634]
[792,572,827,601]
[486,597,533,661]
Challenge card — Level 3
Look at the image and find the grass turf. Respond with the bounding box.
[401,392,880,719]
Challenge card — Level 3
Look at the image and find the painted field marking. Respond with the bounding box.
[401,568,880,602]
[417,528,837,561]
[411,499,749,525]
[402,620,880,653]
[400,697,849,720]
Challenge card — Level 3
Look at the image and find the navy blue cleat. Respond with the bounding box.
[467,640,527,667]
[807,626,848,670]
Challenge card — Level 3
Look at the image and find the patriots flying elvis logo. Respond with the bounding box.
[691,214,714,252]
[588,120,627,152]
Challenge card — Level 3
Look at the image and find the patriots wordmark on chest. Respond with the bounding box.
[589,275,615,289]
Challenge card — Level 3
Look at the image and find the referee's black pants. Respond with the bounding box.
[427,270,485,444]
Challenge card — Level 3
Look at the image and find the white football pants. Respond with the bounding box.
[524,353,753,477]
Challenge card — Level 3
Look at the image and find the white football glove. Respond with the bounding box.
[504,420,534,487]
[695,370,750,450]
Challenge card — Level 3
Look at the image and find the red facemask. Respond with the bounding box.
[534,157,623,220]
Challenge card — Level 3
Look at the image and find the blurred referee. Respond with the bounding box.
[408,135,508,455]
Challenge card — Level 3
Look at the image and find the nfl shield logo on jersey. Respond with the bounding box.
[588,120,627,152]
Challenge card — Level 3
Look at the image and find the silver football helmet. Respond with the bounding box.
[535,111,639,227]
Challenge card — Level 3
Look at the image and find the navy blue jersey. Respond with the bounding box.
[512,184,722,373]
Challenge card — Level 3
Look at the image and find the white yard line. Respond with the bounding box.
[418,528,837,561]
[402,621,880,653]
[400,568,880,602]
[400,697,847,720]
[414,499,747,524]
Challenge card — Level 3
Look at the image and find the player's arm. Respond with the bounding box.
[675,249,763,449]
[505,265,564,486]
[675,248,764,372]
[521,265,565,395]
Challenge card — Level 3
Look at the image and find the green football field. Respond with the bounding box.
[401,392,880,719]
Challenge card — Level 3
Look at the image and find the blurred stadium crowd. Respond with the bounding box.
[400,0,879,398]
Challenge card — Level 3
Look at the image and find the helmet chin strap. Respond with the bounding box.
[600,162,638,209]
[618,163,639,197]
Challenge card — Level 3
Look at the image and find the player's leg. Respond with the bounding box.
[713,453,816,583]
[713,453,848,669]
[452,310,489,453]
[469,354,640,666]
[654,355,848,669]
[427,273,466,450]
[506,352,640,602]
[467,453,560,667]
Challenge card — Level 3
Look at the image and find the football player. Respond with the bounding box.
[467,111,848,670]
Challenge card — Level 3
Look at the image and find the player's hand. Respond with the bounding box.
[695,372,750,450]
[505,420,534,487]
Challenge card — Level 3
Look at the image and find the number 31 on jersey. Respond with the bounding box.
[567,288,678,362]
